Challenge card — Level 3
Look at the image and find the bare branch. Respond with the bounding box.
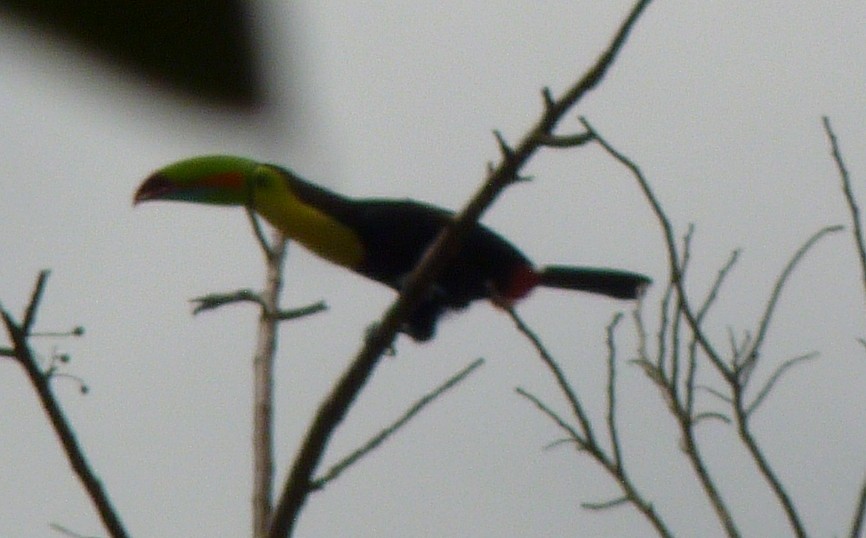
[23,269,51,334]
[605,313,624,470]
[582,496,630,510]
[693,412,732,426]
[619,152,740,538]
[653,273,674,375]
[741,225,843,376]
[582,117,732,383]
[507,306,598,447]
[312,358,485,490]
[252,230,288,538]
[31,326,86,338]
[515,387,585,447]
[544,438,583,451]
[536,132,594,148]
[493,129,516,163]
[698,385,732,405]
[630,358,667,391]
[49,523,101,538]
[672,227,695,407]
[516,312,675,537]
[192,289,266,313]
[824,116,866,306]
[275,301,328,321]
[746,352,819,418]
[541,87,555,109]
[245,187,280,261]
[732,394,806,538]
[1,275,129,538]
[696,250,740,322]
[190,290,326,321]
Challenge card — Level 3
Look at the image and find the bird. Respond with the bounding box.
[134,155,650,342]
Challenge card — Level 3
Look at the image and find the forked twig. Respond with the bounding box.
[1,272,129,538]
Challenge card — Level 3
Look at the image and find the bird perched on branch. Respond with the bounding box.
[134,155,650,341]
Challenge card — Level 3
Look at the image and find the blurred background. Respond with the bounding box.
[1,1,865,536]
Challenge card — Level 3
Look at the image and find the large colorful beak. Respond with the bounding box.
[132,167,247,206]
[133,173,174,205]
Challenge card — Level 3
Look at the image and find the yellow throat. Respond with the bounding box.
[250,174,365,269]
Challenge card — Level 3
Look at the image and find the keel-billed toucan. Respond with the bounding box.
[134,155,650,341]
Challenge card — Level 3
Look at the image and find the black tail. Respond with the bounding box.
[537,265,651,300]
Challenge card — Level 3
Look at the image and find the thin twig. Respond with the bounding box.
[311,358,485,489]
[745,352,818,417]
[654,270,674,375]
[275,301,328,321]
[507,306,598,448]
[672,227,695,408]
[516,311,673,537]
[698,385,732,405]
[246,189,278,261]
[824,116,866,306]
[191,290,326,320]
[515,387,585,446]
[535,132,594,148]
[693,412,732,425]
[605,313,625,471]
[696,250,740,323]
[582,496,630,510]
[509,316,673,537]
[22,270,51,333]
[676,410,740,538]
[2,274,129,538]
[740,226,842,375]
[192,289,266,313]
[49,523,101,538]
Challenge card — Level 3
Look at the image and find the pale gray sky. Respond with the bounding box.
[2,2,866,537]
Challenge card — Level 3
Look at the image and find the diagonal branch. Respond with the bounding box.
[515,387,585,445]
[823,116,866,307]
[507,306,598,447]
[1,273,129,538]
[267,2,654,536]
[23,269,51,333]
[745,352,818,417]
[740,226,842,376]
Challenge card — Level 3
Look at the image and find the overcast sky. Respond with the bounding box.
[2,2,866,537]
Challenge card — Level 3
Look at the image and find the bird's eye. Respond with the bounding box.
[252,169,271,190]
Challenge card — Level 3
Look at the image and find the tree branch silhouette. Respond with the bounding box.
[1,271,129,538]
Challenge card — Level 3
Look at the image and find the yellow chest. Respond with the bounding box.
[254,191,364,269]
